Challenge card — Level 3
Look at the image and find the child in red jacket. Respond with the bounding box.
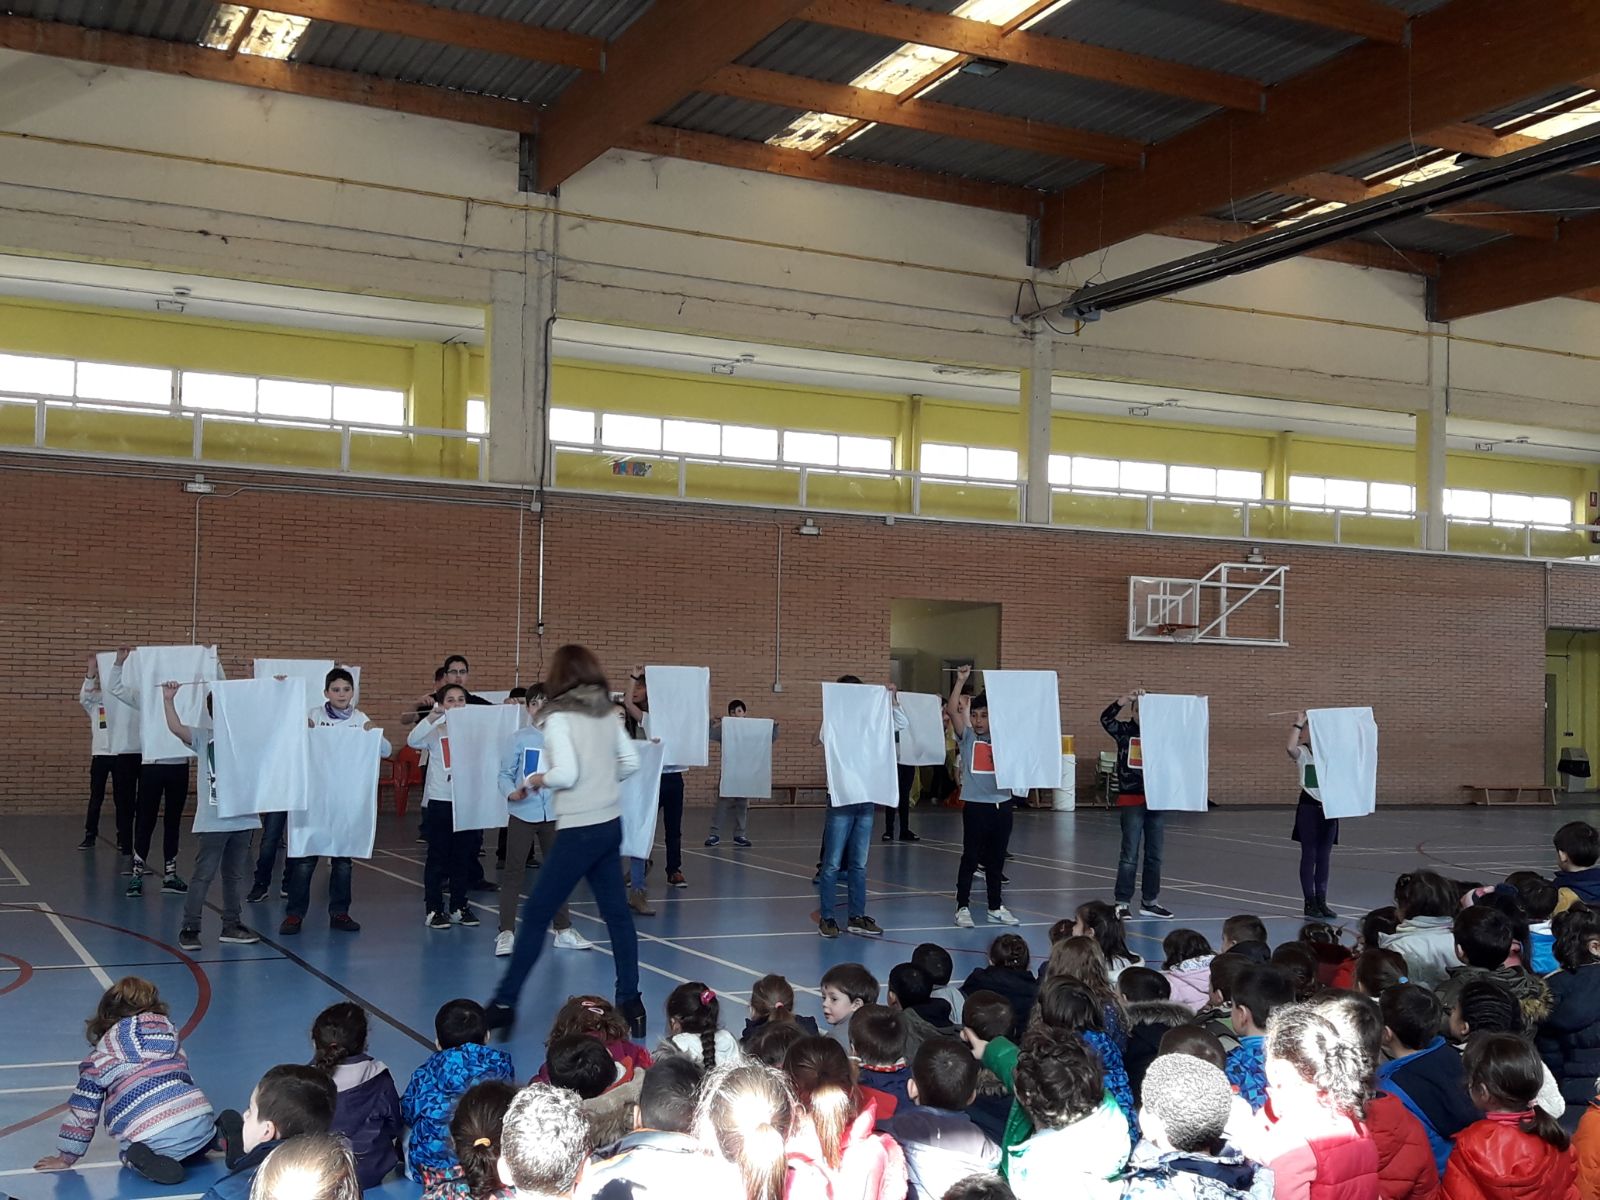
[1442,1033,1577,1200]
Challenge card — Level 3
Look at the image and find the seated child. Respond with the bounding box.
[1116,967,1194,1103]
[496,1084,591,1200]
[1443,1033,1578,1200]
[1436,906,1552,1027]
[1197,954,1246,1055]
[534,995,653,1081]
[1355,949,1410,997]
[1506,870,1560,975]
[821,962,881,1040]
[1298,922,1356,989]
[1123,1053,1274,1200]
[581,1056,745,1199]
[206,1065,337,1200]
[425,1079,517,1200]
[247,1133,361,1200]
[546,1035,644,1148]
[962,935,1040,1035]
[1226,965,1296,1112]
[34,977,215,1185]
[310,1002,402,1190]
[1448,977,1565,1119]
[1006,1029,1130,1199]
[960,990,1017,1144]
[742,973,820,1045]
[884,1037,1002,1200]
[1220,915,1269,953]
[889,963,958,1059]
[851,1004,913,1112]
[1554,821,1600,912]
[746,1020,809,1069]
[1157,1025,1256,1145]
[1270,943,1321,1002]
[1377,984,1480,1172]
[1160,931,1217,1010]
[401,1000,515,1185]
[659,982,741,1070]
[782,1035,907,1200]
[913,942,965,1018]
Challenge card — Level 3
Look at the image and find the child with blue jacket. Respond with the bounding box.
[206,1064,336,1200]
[401,1000,515,1185]
[496,684,592,958]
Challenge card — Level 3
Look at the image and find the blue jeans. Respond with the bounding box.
[492,817,639,1011]
[286,855,352,918]
[252,809,288,891]
[1115,805,1164,905]
[818,803,875,923]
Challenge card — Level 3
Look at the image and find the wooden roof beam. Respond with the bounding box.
[1432,210,1600,319]
[246,0,603,72]
[1156,217,1440,276]
[1214,0,1408,45]
[0,15,535,131]
[1279,175,1562,240]
[620,124,1040,213]
[701,64,1145,167]
[1427,122,1600,184]
[800,0,1262,112]
[1037,0,1600,268]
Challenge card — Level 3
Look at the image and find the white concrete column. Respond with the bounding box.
[1418,323,1449,551]
[1021,324,1054,525]
[486,212,555,488]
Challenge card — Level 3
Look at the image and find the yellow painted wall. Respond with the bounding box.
[1,299,1595,555]
[1547,630,1600,790]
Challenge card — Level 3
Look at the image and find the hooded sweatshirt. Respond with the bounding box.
[1437,965,1553,1028]
[1006,1092,1130,1199]
[1120,1139,1277,1200]
[400,1042,515,1176]
[1382,919,1460,991]
[1164,956,1217,1011]
[884,1104,1002,1200]
[329,1054,402,1190]
[580,1129,746,1200]
[1125,1001,1200,1102]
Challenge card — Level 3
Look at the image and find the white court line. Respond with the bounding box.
[0,1084,74,1094]
[0,1161,119,1177]
[662,921,1056,941]
[0,846,31,886]
[0,1061,83,1069]
[36,902,114,989]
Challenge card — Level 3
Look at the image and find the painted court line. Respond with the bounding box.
[0,847,30,887]
[0,1085,73,1095]
[35,903,113,989]
[0,1062,82,1070]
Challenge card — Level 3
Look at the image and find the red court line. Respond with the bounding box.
[0,904,211,1142]
[0,953,33,996]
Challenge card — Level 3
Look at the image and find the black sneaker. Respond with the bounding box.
[330,914,361,933]
[77,834,96,850]
[704,835,721,847]
[848,915,884,937]
[621,995,648,1040]
[1305,899,1337,919]
[468,880,499,893]
[882,830,894,842]
[1140,901,1175,919]
[178,927,202,952]
[453,906,480,927]
[124,1141,184,1185]
[213,1109,245,1169]
[818,918,841,939]
[1114,902,1132,920]
[484,1001,517,1040]
[733,836,752,848]
[219,924,260,944]
[245,884,268,904]
[426,910,451,930]
[162,873,188,895]
[898,830,921,842]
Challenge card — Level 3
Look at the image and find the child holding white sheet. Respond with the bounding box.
[281,668,390,938]
[624,665,688,891]
[705,699,780,849]
[495,683,593,957]
[78,654,140,856]
[159,682,261,951]
[946,666,1019,929]
[108,648,191,899]
[1288,711,1339,920]
[407,684,480,930]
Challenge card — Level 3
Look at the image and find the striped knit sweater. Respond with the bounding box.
[56,1013,213,1163]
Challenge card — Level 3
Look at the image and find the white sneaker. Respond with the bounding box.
[988,906,1021,926]
[954,907,974,928]
[553,927,593,951]
[494,930,515,957]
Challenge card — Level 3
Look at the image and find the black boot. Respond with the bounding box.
[621,994,647,1040]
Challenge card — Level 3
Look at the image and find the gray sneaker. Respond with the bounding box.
[177,927,201,951]
[219,924,261,944]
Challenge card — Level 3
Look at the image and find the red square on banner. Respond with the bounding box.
[971,740,996,774]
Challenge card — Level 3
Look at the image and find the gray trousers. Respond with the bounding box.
[708,796,750,839]
[499,815,571,933]
[183,829,251,928]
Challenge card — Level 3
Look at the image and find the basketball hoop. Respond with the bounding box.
[1159,623,1201,643]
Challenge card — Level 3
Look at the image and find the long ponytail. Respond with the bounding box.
[666,981,723,1069]
[1463,1032,1569,1150]
[1266,1003,1368,1120]
[783,1036,858,1170]
[697,1062,795,1200]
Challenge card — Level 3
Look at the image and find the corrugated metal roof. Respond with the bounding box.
[830,124,1098,191]
[925,64,1212,144]
[738,20,915,85]
[2,0,214,40]
[1352,218,1503,256]
[1207,192,1302,223]
[1478,175,1600,217]
[656,94,806,144]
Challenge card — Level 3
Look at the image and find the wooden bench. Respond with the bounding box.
[773,783,830,807]
[1462,784,1557,806]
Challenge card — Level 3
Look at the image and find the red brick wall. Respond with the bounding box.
[2,455,1565,813]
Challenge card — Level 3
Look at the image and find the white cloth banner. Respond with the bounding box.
[719,717,774,799]
[192,732,260,834]
[254,659,361,705]
[621,739,667,860]
[97,651,142,755]
[446,704,523,831]
[821,683,898,808]
[1307,707,1379,820]
[645,666,711,767]
[896,693,946,766]
[477,690,513,704]
[289,727,383,858]
[1140,694,1210,813]
[133,645,221,761]
[984,670,1063,793]
[212,677,310,817]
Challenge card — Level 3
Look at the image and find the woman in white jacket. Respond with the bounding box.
[485,645,643,1040]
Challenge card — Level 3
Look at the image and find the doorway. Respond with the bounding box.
[889,599,1001,697]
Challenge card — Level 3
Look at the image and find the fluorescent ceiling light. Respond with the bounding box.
[201,6,311,60]
[1518,95,1600,141]
[1272,200,1344,228]
[766,0,1069,151]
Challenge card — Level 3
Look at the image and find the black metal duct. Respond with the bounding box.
[1041,121,1600,322]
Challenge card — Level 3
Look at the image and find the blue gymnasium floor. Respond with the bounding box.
[3,801,1596,1200]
